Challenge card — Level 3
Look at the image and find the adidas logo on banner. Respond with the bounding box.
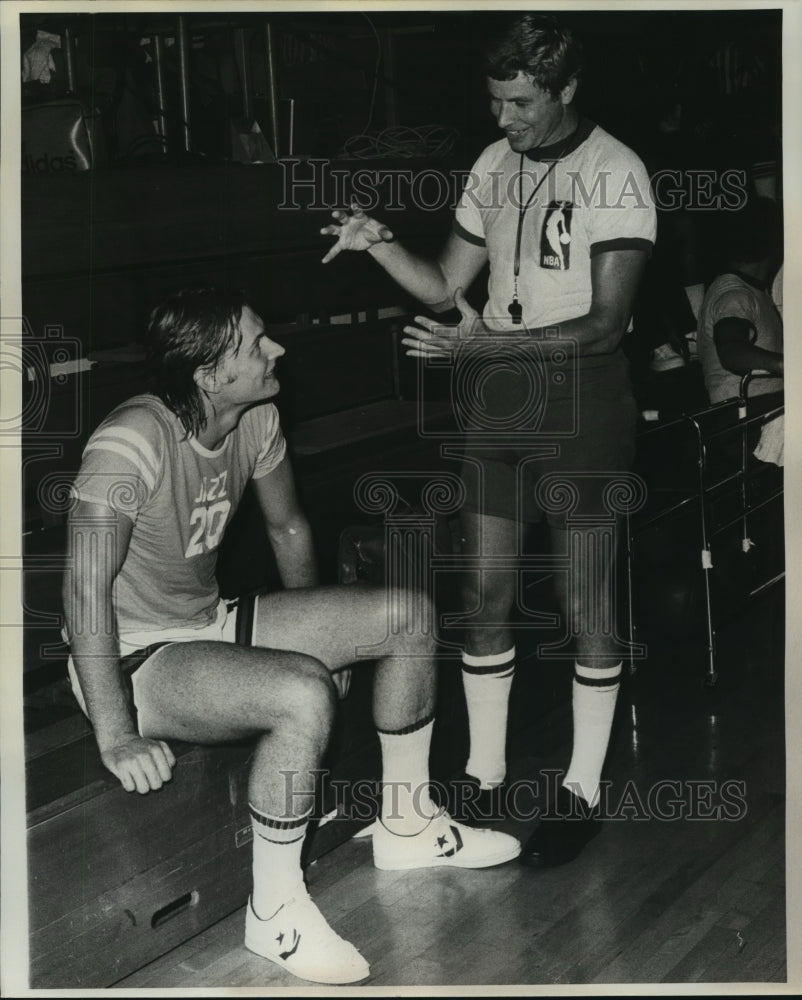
[22,152,79,174]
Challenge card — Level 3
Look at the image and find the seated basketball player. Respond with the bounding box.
[62,287,520,986]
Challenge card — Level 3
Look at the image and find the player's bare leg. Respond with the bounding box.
[134,641,370,985]
[253,583,521,868]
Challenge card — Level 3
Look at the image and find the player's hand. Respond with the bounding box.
[401,287,486,359]
[100,736,176,794]
[332,667,352,700]
[320,202,395,263]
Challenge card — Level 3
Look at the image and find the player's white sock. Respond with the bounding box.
[563,662,622,808]
[250,804,310,919]
[377,714,436,835]
[462,648,516,789]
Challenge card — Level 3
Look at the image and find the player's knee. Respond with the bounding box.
[281,654,338,732]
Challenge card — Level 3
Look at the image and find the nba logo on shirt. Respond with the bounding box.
[540,201,573,270]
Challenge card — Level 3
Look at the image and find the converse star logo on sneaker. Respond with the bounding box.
[435,824,464,858]
[276,928,301,960]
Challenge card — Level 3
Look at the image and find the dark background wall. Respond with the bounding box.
[20,8,784,168]
[20,8,782,347]
[18,5,784,555]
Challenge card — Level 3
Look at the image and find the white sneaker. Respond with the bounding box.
[372,808,520,871]
[245,893,370,985]
[650,343,686,372]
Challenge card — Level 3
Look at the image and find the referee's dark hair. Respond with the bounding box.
[484,14,584,98]
[145,286,248,437]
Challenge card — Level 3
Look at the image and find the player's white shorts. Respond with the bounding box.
[66,596,257,734]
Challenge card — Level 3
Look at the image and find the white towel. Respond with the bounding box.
[22,30,61,84]
[753,414,784,467]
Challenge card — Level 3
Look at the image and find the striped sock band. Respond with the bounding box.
[462,648,515,788]
[563,662,622,807]
[250,805,311,844]
[249,804,312,918]
[573,661,622,690]
[377,713,436,834]
[376,711,435,738]
[462,648,516,677]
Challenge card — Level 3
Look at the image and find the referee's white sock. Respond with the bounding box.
[462,648,516,789]
[563,662,622,808]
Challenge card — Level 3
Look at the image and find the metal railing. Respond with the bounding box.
[627,373,784,685]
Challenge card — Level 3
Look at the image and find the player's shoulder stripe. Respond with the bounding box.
[93,424,161,469]
[84,432,159,490]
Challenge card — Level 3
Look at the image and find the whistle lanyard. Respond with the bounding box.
[508,131,576,324]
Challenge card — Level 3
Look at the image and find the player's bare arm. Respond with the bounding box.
[252,453,353,697]
[63,499,175,793]
[252,454,318,590]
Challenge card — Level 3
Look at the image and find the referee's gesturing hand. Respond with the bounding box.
[320,202,395,263]
[402,288,486,360]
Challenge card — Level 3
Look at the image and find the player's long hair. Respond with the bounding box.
[484,14,584,98]
[145,287,247,436]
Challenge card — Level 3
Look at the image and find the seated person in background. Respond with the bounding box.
[62,287,520,987]
[698,196,783,405]
[634,96,707,373]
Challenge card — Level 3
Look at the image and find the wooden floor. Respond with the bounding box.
[118,586,787,990]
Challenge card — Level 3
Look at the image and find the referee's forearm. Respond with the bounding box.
[523,312,626,356]
[368,241,453,310]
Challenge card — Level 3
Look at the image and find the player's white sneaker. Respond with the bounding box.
[372,808,520,871]
[245,893,370,985]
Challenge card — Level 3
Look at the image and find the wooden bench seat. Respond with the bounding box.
[27,724,254,988]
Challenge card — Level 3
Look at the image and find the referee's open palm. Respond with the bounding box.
[401,288,484,359]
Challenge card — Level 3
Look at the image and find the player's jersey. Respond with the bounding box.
[698,272,784,403]
[454,119,656,342]
[70,394,286,637]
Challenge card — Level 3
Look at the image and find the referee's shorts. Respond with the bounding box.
[458,354,638,526]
